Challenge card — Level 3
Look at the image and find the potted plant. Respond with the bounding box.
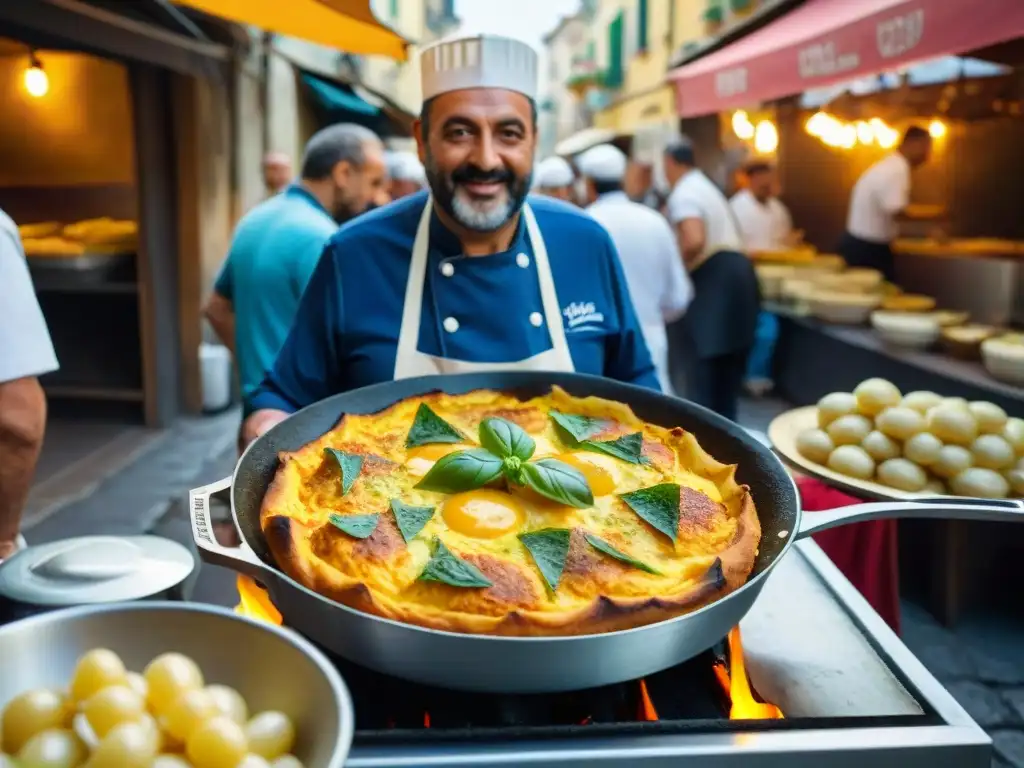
[729,0,755,19]
[703,2,724,34]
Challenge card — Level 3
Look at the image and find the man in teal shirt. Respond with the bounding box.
[204,124,387,405]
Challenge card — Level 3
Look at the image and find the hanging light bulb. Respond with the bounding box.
[731,110,754,140]
[877,126,899,149]
[753,120,778,153]
[24,52,48,98]
[805,111,829,136]
[838,124,857,149]
[929,119,947,139]
[855,121,874,145]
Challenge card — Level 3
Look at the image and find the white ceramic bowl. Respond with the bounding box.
[809,291,882,324]
[981,335,1024,385]
[871,310,941,349]
[755,265,795,301]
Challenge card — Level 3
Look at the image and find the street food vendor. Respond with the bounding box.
[242,34,658,445]
[840,125,942,280]
[532,156,576,202]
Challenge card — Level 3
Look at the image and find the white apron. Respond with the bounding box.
[393,198,576,379]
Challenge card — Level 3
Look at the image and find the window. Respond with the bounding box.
[389,0,399,19]
[637,0,649,52]
[605,12,624,89]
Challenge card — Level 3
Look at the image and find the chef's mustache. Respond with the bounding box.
[450,165,514,186]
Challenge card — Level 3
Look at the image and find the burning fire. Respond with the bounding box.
[235,577,781,722]
[713,627,784,720]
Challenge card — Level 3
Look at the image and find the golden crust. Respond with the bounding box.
[261,386,760,637]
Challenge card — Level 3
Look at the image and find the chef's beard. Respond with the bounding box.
[425,153,531,233]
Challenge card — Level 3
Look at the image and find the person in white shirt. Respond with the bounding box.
[729,160,797,397]
[577,144,693,394]
[0,208,59,561]
[729,160,797,251]
[841,125,939,280]
[532,156,576,203]
[663,139,759,421]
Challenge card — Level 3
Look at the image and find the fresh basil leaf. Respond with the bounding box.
[619,483,681,542]
[479,417,535,461]
[550,411,606,443]
[519,528,572,591]
[584,532,661,575]
[521,459,594,508]
[390,499,435,543]
[583,432,647,465]
[328,513,379,539]
[323,448,364,496]
[418,537,492,588]
[414,448,504,494]
[406,404,465,448]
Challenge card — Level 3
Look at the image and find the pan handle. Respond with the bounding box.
[795,496,1024,539]
[189,476,272,580]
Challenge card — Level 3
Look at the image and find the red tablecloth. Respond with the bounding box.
[797,477,901,634]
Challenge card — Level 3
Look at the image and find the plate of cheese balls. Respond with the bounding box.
[769,378,1024,500]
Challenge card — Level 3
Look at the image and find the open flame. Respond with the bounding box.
[235,578,781,722]
[713,627,784,720]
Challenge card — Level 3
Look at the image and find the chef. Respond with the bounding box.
[532,156,576,202]
[663,138,759,422]
[840,125,940,280]
[242,34,658,445]
[576,143,692,395]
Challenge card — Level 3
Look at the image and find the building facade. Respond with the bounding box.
[538,1,597,158]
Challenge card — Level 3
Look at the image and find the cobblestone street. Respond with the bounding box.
[19,400,1024,766]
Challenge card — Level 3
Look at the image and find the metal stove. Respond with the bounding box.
[331,540,990,767]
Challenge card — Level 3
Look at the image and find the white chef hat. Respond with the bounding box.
[420,34,538,103]
[387,151,426,184]
[576,144,628,183]
[533,156,575,189]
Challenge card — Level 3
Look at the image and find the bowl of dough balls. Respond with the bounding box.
[0,602,354,768]
[769,377,1024,500]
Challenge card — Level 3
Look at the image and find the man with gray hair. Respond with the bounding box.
[204,123,386,425]
[386,150,427,200]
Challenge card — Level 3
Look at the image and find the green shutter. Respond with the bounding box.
[389,0,399,19]
[637,0,649,51]
[606,12,624,88]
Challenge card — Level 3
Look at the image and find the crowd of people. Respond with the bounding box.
[0,31,938,566]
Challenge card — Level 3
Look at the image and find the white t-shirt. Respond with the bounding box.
[666,169,744,267]
[0,210,59,383]
[729,189,793,251]
[846,152,911,243]
[587,191,692,394]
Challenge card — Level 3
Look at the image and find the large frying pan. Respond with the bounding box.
[189,372,1024,693]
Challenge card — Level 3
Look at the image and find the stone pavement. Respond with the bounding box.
[18,400,1024,766]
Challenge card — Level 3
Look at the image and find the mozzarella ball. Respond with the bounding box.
[901,391,943,415]
[876,406,926,441]
[950,467,1010,499]
[827,445,876,480]
[1003,418,1024,455]
[854,378,902,417]
[903,432,943,466]
[861,430,900,462]
[1004,468,1024,497]
[927,405,978,446]
[942,397,970,411]
[796,428,834,464]
[931,445,974,479]
[970,434,1015,470]
[876,458,928,493]
[968,401,1008,434]
[826,414,873,446]
[817,392,859,428]
[923,478,948,495]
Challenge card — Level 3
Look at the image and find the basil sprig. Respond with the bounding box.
[619,483,681,542]
[584,533,660,574]
[415,417,593,508]
[324,448,364,496]
[390,499,435,542]
[418,537,492,588]
[518,528,572,591]
[550,411,647,465]
[329,513,380,539]
[406,404,465,448]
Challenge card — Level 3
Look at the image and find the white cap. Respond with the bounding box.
[420,34,538,102]
[576,144,628,183]
[386,151,426,184]
[533,157,574,189]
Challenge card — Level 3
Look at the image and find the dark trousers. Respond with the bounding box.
[838,231,895,281]
[685,347,751,423]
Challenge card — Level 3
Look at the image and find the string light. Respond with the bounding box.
[731,110,754,140]
[928,119,947,139]
[855,121,874,145]
[24,52,48,98]
[753,120,778,153]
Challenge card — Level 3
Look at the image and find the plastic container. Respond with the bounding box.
[199,342,233,412]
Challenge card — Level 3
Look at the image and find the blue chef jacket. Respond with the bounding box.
[248,190,658,414]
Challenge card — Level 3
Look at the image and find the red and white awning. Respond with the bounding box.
[668,0,1024,118]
